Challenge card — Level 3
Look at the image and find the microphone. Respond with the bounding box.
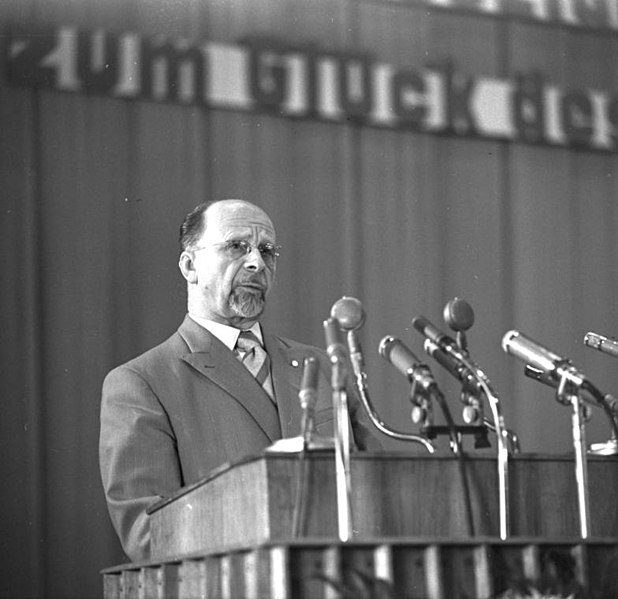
[412,315,453,346]
[507,330,618,439]
[444,297,475,332]
[501,330,568,375]
[443,297,474,351]
[423,338,482,395]
[584,331,618,359]
[412,316,468,368]
[323,317,347,362]
[502,330,585,387]
[323,316,348,391]
[299,356,319,443]
[299,356,319,410]
[331,296,366,378]
[378,335,436,391]
[330,296,365,332]
[379,335,436,425]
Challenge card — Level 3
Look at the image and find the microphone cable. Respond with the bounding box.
[380,333,476,537]
[429,384,476,537]
[581,379,618,441]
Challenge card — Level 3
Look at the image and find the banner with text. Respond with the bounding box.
[5,26,617,152]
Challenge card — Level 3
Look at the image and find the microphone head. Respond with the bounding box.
[378,335,396,360]
[412,315,450,346]
[330,296,366,331]
[501,329,562,373]
[300,356,320,391]
[501,330,520,355]
[323,317,344,351]
[583,331,618,358]
[379,335,421,376]
[584,332,599,348]
[443,297,474,332]
[411,316,429,335]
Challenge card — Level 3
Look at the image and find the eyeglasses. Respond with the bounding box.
[193,239,281,266]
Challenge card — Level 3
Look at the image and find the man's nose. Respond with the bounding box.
[243,246,265,271]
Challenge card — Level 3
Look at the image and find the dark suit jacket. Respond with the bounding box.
[99,315,378,561]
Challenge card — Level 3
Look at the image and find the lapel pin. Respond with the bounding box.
[290,359,300,367]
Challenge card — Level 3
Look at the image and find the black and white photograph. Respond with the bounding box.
[2,0,618,597]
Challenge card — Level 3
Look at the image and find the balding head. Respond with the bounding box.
[179,199,275,252]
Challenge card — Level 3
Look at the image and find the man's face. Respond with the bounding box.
[183,201,277,327]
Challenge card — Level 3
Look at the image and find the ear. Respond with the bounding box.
[178,251,198,284]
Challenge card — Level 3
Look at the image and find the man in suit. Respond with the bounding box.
[99,199,378,562]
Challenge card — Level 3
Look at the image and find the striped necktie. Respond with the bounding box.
[235,330,275,401]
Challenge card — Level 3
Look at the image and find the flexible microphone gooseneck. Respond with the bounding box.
[329,297,435,453]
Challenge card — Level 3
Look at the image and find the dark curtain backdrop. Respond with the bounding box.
[2,0,618,597]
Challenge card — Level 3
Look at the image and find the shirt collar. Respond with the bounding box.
[188,313,264,350]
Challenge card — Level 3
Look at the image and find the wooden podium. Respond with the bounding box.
[102,451,618,598]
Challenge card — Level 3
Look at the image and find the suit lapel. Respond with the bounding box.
[179,316,281,441]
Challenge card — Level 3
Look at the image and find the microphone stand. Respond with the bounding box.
[330,348,353,542]
[414,317,513,539]
[525,362,592,538]
[265,357,334,538]
[452,350,511,540]
[583,332,618,455]
[324,318,354,543]
[556,369,591,539]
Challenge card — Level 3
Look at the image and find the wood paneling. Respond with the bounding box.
[149,452,618,556]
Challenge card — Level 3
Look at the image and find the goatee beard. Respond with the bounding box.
[229,287,266,319]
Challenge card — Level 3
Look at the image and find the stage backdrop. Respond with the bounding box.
[2,0,618,597]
